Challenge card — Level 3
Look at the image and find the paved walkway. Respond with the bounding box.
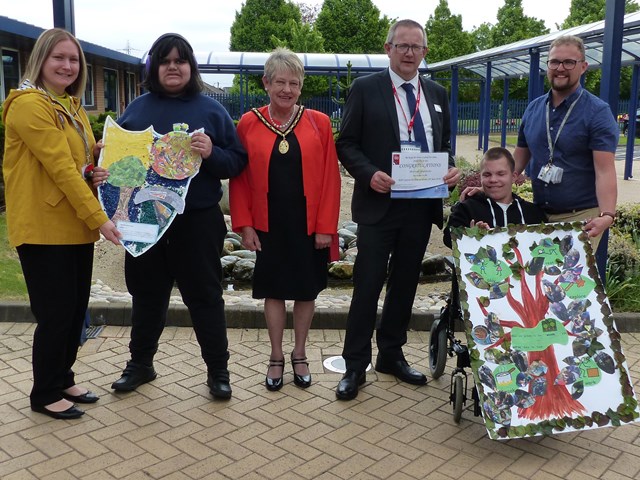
[1,323,639,479]
[2,136,640,478]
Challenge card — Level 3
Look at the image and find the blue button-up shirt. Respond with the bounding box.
[517,87,619,212]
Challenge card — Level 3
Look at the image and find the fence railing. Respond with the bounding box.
[206,93,630,135]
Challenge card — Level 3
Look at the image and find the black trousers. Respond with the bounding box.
[17,243,94,407]
[342,200,434,373]
[124,206,229,371]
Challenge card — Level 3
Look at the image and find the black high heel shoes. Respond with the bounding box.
[265,358,285,391]
[291,354,312,388]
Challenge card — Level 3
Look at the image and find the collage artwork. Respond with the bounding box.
[451,223,640,439]
[97,116,202,257]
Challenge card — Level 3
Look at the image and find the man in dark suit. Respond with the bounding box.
[335,19,460,400]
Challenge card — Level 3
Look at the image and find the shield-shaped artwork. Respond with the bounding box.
[97,116,203,256]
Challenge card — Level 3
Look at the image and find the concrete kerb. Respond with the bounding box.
[0,301,637,332]
[0,301,435,331]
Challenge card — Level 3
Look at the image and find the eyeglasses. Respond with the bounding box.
[393,44,427,55]
[546,59,582,70]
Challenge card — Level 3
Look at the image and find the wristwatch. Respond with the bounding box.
[599,211,616,222]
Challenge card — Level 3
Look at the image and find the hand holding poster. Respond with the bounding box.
[97,116,202,257]
[451,222,639,439]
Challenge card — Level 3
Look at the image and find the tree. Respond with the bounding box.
[471,22,494,52]
[315,0,391,54]
[230,0,301,52]
[229,0,303,94]
[491,0,549,48]
[425,0,477,102]
[425,0,474,63]
[271,19,330,97]
[561,0,640,100]
[297,1,321,24]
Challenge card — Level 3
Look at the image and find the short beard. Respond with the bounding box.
[550,77,579,93]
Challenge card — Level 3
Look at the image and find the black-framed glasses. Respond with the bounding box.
[546,59,582,70]
[393,44,427,55]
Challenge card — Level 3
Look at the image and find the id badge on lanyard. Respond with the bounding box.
[399,141,422,153]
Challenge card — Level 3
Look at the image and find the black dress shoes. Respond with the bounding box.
[62,390,99,404]
[208,370,232,399]
[291,354,312,388]
[265,358,284,391]
[31,404,85,420]
[111,361,157,392]
[375,357,427,385]
[336,370,366,400]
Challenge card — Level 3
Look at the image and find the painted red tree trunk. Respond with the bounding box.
[506,248,587,420]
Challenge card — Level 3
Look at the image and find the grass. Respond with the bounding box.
[489,133,631,147]
[605,264,640,312]
[0,213,28,300]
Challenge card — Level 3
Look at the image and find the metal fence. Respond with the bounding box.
[206,92,341,122]
[206,93,630,135]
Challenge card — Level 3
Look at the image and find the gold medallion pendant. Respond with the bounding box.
[279,138,289,154]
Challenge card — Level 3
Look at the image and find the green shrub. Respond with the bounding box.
[606,262,640,312]
[89,111,117,141]
[607,231,640,282]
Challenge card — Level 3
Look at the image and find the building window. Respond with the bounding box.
[1,49,20,102]
[104,68,118,113]
[125,71,136,107]
[83,64,94,107]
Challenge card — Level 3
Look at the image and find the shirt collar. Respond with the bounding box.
[546,85,583,107]
[388,68,420,91]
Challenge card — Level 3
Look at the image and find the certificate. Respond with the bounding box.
[116,221,160,243]
[390,151,449,198]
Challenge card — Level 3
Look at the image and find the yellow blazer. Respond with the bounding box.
[2,87,109,247]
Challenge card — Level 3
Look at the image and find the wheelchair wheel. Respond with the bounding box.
[429,319,448,379]
[453,375,464,423]
[472,386,482,417]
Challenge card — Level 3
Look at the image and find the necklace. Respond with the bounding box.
[251,106,304,155]
[268,104,297,130]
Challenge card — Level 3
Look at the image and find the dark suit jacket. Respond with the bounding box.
[336,69,454,227]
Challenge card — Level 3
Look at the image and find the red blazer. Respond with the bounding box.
[230,107,341,255]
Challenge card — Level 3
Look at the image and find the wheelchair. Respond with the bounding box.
[428,257,481,423]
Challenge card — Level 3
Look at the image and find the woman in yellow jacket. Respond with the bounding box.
[2,29,121,420]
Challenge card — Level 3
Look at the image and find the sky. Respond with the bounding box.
[2,0,572,87]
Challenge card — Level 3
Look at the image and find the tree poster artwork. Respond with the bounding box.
[450,222,639,439]
[97,116,203,257]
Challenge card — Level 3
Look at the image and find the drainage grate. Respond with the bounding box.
[84,325,104,339]
[322,356,372,374]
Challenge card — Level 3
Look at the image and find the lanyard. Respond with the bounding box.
[545,89,583,164]
[392,81,422,142]
[49,94,93,165]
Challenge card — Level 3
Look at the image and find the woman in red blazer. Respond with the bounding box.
[230,48,341,391]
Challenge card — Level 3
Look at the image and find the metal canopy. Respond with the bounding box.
[427,11,640,80]
[143,51,429,76]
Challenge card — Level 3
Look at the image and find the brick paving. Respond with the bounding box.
[1,324,639,479]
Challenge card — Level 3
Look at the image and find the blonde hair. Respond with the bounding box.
[263,47,305,87]
[550,35,586,61]
[22,28,87,97]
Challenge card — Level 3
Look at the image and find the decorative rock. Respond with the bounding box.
[219,180,230,215]
[342,220,358,234]
[232,258,256,281]
[421,253,447,276]
[338,228,357,245]
[225,237,243,251]
[343,247,358,263]
[229,250,257,260]
[221,255,240,277]
[328,261,354,279]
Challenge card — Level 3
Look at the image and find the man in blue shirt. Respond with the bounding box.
[515,35,618,255]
